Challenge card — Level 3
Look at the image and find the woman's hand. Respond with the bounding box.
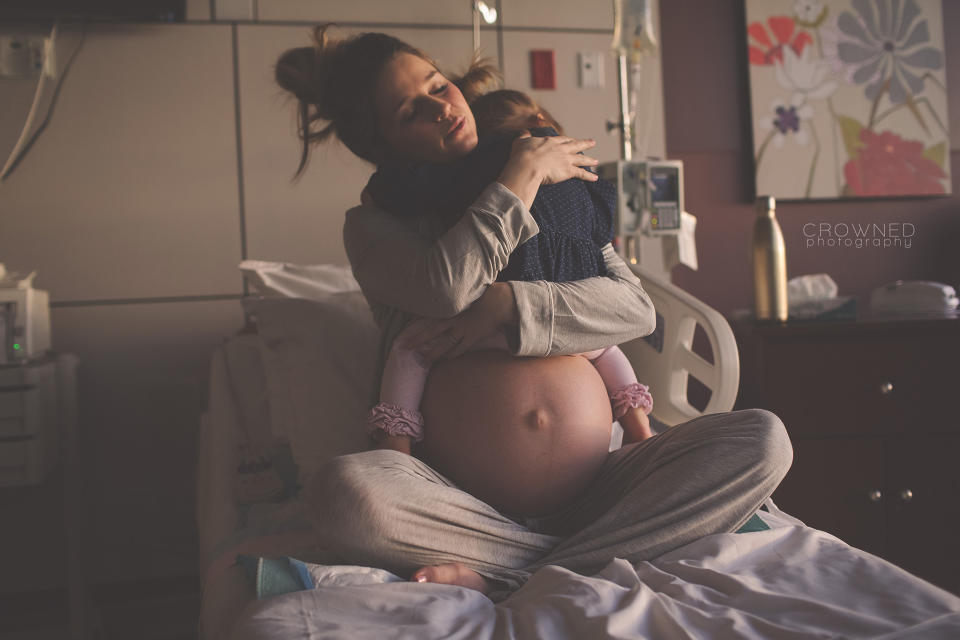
[402,283,518,362]
[497,133,599,209]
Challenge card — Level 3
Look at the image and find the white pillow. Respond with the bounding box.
[240,260,360,300]
[242,293,379,482]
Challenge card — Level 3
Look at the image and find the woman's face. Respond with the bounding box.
[375,52,479,164]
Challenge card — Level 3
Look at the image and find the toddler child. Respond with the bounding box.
[365,87,654,452]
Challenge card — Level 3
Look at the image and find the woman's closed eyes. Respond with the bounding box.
[400,83,451,122]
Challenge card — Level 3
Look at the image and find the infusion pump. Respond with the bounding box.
[597,159,684,237]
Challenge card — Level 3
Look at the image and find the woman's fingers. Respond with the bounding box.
[417,330,461,362]
[397,317,451,349]
[396,316,435,342]
[561,137,597,152]
[578,167,600,181]
[575,154,599,168]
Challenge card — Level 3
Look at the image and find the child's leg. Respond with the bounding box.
[368,330,511,447]
[368,340,430,446]
[582,346,653,417]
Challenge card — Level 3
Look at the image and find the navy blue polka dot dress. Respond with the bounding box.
[366,127,616,284]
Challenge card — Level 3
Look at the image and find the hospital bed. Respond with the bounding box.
[196,261,960,639]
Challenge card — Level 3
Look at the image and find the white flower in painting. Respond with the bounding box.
[760,95,815,148]
[794,0,825,24]
[775,44,838,105]
[818,17,856,83]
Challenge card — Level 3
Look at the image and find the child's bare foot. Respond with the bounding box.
[411,563,492,594]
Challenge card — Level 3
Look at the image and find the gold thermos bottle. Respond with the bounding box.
[751,195,788,322]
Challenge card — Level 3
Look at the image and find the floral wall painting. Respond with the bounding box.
[746,0,951,199]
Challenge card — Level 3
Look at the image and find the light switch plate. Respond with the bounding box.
[578,51,604,89]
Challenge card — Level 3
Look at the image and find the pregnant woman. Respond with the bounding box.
[275,26,792,596]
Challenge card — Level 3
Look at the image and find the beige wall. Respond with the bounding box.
[0,2,664,590]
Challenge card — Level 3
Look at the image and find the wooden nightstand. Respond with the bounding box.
[732,315,959,594]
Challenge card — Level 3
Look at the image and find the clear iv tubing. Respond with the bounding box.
[631,56,657,159]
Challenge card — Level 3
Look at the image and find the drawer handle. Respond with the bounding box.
[899,489,913,503]
[879,382,893,394]
[867,489,883,503]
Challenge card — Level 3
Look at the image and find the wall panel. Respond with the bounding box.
[256,0,474,26]
[0,23,243,302]
[501,0,614,31]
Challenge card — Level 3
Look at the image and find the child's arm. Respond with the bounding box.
[583,346,654,443]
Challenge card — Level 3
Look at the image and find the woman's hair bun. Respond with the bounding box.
[275,26,336,119]
[275,25,434,179]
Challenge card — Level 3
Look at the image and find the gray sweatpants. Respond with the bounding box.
[305,408,792,594]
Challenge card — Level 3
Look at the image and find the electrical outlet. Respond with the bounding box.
[0,36,46,78]
[578,51,604,89]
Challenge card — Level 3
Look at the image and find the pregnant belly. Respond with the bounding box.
[420,350,612,517]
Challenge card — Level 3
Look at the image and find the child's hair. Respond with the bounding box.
[471,89,564,136]
[274,25,436,178]
[450,55,501,103]
[447,58,562,137]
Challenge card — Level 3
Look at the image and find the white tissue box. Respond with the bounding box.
[788,296,857,322]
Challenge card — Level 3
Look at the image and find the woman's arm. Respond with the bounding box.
[405,245,656,361]
[344,136,600,320]
[507,243,656,356]
[344,182,538,318]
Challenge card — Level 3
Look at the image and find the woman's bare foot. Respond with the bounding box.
[411,562,492,594]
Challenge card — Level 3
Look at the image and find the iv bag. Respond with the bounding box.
[611,0,658,60]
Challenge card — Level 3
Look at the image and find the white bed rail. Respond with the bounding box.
[618,264,740,427]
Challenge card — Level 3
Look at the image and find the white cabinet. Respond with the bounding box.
[0,358,62,486]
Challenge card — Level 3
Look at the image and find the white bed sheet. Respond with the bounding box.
[231,505,960,640]
[198,335,960,640]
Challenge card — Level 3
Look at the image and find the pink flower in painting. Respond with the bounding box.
[748,15,814,65]
[843,129,946,196]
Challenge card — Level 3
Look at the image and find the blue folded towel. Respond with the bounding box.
[237,555,314,599]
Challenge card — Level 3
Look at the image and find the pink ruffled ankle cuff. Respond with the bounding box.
[611,383,653,419]
[367,402,425,442]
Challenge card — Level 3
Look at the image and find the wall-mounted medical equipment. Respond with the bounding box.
[598,159,683,236]
[599,158,696,275]
[0,35,52,78]
[0,265,51,364]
